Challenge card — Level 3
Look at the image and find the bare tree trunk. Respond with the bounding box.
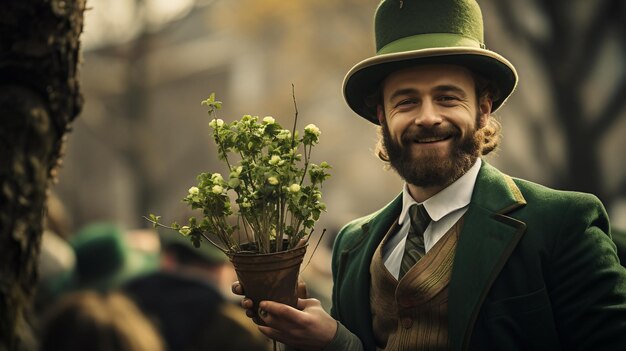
[489,0,626,205]
[0,1,85,350]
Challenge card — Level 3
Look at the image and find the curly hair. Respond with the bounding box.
[374,71,502,162]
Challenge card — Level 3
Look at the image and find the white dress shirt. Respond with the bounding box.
[382,158,482,279]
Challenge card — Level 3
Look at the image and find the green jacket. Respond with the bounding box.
[330,161,626,351]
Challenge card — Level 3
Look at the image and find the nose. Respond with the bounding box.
[414,99,442,128]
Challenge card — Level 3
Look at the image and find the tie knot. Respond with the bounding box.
[408,204,431,233]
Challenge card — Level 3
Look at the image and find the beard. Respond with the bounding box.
[381,119,481,188]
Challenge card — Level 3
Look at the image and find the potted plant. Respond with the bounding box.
[147,92,330,321]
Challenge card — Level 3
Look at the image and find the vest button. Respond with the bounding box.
[401,318,413,329]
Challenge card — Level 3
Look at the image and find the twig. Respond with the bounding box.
[142,216,230,254]
[290,83,299,150]
[299,144,313,186]
[300,228,327,274]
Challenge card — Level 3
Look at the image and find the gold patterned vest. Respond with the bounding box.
[369,217,463,351]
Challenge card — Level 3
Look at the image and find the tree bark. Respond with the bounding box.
[0,1,85,350]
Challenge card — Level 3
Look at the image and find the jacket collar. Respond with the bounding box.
[468,161,526,214]
[362,160,526,235]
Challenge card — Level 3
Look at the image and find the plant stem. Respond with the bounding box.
[213,120,233,173]
[290,84,299,150]
[277,191,286,252]
[300,228,327,274]
[142,216,230,254]
[299,144,312,186]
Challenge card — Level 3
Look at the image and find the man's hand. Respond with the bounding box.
[231,280,308,320]
[257,298,338,350]
[231,281,337,350]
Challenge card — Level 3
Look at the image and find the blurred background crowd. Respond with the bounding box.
[22,0,626,350]
[31,195,274,350]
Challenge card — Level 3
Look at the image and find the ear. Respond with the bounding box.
[477,96,492,128]
[376,104,385,124]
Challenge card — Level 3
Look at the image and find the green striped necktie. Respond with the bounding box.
[399,204,432,278]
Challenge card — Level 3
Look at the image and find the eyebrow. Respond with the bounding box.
[433,84,468,98]
[386,84,468,103]
[387,88,419,103]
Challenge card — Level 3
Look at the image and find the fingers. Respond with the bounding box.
[259,300,297,318]
[241,297,254,309]
[258,300,302,327]
[232,282,258,322]
[231,281,244,295]
[233,281,253,309]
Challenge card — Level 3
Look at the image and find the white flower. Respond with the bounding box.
[209,118,224,128]
[241,201,252,208]
[263,116,275,124]
[212,185,224,194]
[269,155,281,165]
[288,184,301,193]
[211,173,223,182]
[304,124,321,137]
[277,129,291,140]
[267,176,279,185]
[188,186,201,202]
[179,226,191,236]
[235,166,243,175]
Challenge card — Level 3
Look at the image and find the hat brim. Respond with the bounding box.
[343,47,518,124]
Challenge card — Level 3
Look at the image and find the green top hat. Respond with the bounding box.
[343,0,518,124]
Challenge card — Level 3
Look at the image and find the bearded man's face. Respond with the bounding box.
[381,117,481,187]
[377,64,488,187]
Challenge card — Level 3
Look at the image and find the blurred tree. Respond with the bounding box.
[73,0,201,227]
[212,0,379,115]
[487,0,626,205]
[0,1,85,350]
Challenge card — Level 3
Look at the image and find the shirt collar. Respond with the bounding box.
[399,158,482,224]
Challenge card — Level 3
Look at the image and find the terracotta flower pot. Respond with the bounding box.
[229,241,307,324]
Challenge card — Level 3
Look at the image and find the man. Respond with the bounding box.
[235,0,626,350]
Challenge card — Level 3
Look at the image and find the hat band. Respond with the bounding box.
[377,33,485,55]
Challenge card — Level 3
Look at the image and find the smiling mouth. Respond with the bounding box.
[414,135,452,143]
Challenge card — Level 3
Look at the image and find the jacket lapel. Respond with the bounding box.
[448,162,527,351]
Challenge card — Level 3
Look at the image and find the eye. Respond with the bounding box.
[436,95,461,105]
[437,95,458,101]
[395,98,417,108]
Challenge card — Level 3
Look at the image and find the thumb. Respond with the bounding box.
[297,297,321,310]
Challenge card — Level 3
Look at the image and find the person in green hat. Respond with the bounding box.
[235,1,626,350]
[123,229,271,351]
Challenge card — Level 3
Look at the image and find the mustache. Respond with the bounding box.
[400,125,461,143]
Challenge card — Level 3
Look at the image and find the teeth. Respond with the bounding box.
[416,136,447,143]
